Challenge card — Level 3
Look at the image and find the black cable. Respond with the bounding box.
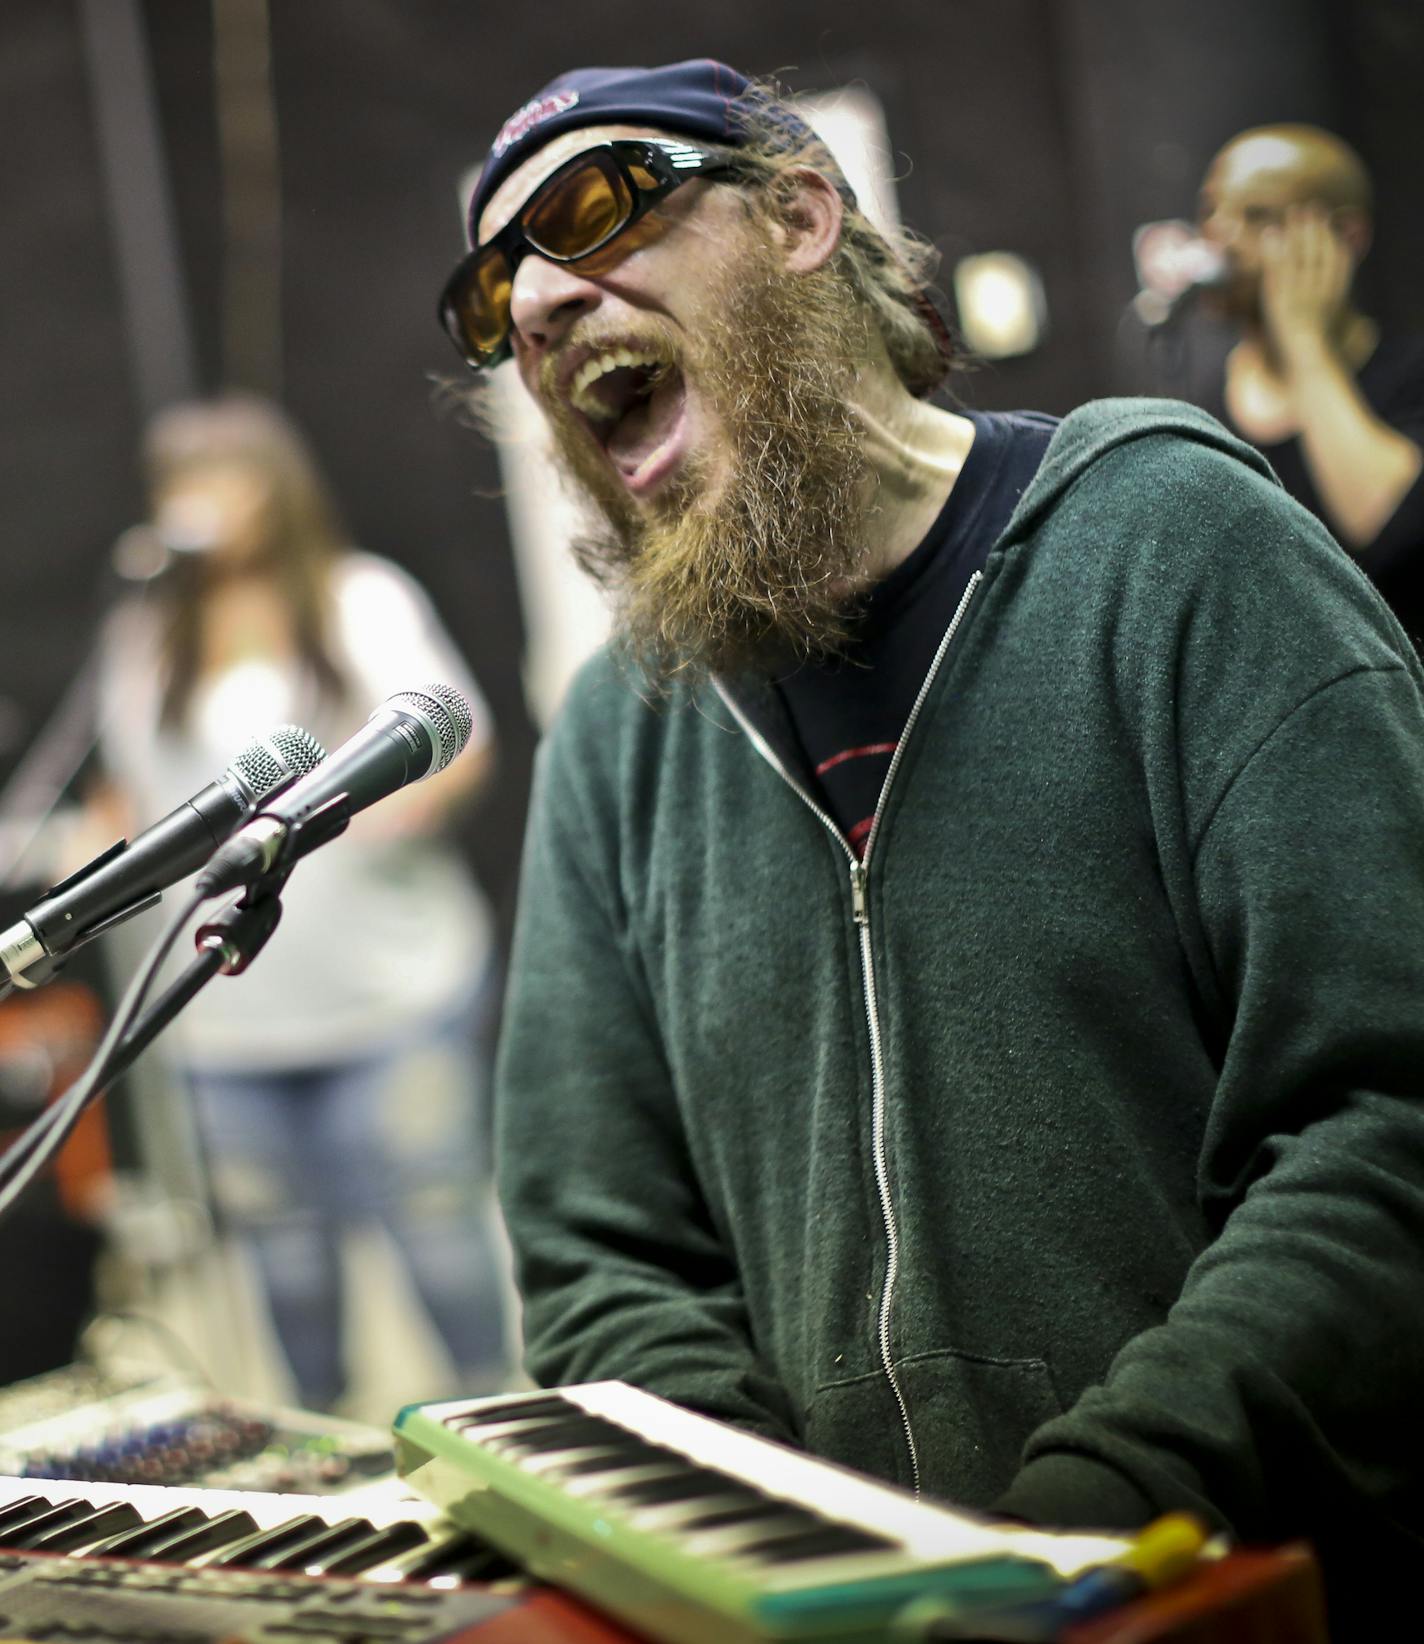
[0,884,208,1221]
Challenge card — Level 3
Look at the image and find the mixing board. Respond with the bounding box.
[0,1360,393,1493]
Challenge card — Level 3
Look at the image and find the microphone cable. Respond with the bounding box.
[0,883,209,1224]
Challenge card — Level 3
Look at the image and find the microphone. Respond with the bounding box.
[196,684,474,898]
[0,724,326,993]
[1130,219,1229,327]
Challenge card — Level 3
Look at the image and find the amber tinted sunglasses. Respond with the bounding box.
[440,138,740,370]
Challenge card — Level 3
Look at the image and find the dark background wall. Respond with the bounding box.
[3,0,1422,946]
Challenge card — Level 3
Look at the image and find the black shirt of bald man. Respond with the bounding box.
[1214,334,1424,650]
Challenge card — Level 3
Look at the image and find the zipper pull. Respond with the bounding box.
[850,861,869,926]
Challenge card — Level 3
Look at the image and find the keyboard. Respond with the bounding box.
[394,1381,1130,1644]
[0,1471,512,1585]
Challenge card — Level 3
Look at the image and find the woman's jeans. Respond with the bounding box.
[187,1010,508,1409]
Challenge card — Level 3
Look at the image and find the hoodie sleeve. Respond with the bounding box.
[994,440,1424,1585]
[495,681,802,1445]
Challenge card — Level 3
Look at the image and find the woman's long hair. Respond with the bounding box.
[143,394,350,728]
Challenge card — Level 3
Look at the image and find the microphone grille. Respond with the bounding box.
[232,724,328,800]
[389,684,474,774]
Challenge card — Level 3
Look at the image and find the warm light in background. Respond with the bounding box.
[952,251,1047,359]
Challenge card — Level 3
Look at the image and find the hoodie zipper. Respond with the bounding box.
[719,568,984,1498]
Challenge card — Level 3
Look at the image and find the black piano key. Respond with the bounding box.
[467,1416,573,1443]
[84,1505,210,1558]
[0,1499,94,1547]
[448,1394,576,1428]
[494,1416,634,1453]
[677,1501,820,1534]
[434,1541,523,1583]
[248,1516,374,1571]
[309,1520,428,1576]
[366,1529,502,1584]
[550,1450,658,1477]
[0,1495,64,1535]
[604,1469,749,1507]
[733,1523,899,1564]
[515,1447,678,1477]
[20,1502,143,1553]
[141,1508,260,1561]
[496,1426,651,1453]
[520,1440,691,1479]
[201,1513,330,1568]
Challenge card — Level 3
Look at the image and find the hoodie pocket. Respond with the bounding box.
[806,1347,1064,1506]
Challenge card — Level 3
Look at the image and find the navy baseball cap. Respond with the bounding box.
[465,58,852,244]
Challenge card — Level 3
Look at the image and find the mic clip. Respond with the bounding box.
[282,793,353,869]
[195,797,349,974]
[199,792,352,901]
[197,892,286,976]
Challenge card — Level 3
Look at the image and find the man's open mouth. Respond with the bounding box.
[567,347,688,488]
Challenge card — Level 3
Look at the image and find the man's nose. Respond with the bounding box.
[509,254,602,360]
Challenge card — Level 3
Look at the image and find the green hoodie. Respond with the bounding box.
[496,399,1424,1629]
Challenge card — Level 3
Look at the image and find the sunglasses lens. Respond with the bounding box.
[446,247,513,364]
[524,154,633,259]
[440,148,667,368]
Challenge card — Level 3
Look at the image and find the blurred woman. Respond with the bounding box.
[95,393,509,1410]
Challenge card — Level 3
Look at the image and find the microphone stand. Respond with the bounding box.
[105,887,285,1078]
[0,789,363,1230]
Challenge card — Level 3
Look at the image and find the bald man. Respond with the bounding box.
[1197,124,1424,642]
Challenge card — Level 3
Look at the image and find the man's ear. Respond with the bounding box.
[774,167,845,273]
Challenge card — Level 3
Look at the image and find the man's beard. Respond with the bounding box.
[540,240,875,687]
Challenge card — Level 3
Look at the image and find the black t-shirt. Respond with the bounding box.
[777,409,1057,854]
[1218,335,1424,645]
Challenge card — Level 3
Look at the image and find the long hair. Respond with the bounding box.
[142,394,350,728]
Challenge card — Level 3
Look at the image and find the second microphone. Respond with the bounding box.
[196,683,475,898]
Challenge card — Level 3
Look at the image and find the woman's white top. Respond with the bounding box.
[98,551,495,1071]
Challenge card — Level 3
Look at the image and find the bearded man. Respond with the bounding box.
[442,62,1424,1637]
[1196,124,1424,644]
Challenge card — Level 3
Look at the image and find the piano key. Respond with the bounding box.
[447,1395,576,1428]
[363,1519,506,1584]
[547,1451,663,1479]
[674,1507,838,1560]
[20,1501,143,1552]
[558,1464,699,1501]
[498,1434,658,1464]
[306,1518,428,1576]
[431,1541,523,1584]
[731,1522,899,1565]
[658,1499,809,1534]
[82,1504,211,1558]
[138,1507,260,1560]
[618,1492,781,1537]
[493,1417,636,1453]
[196,1513,330,1568]
[511,1444,632,1477]
[0,1475,488,1589]
[603,1470,759,1508]
[464,1416,580,1446]
[246,1515,375,1571]
[0,1493,63,1533]
[0,1473,450,1542]
[0,1498,95,1547]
